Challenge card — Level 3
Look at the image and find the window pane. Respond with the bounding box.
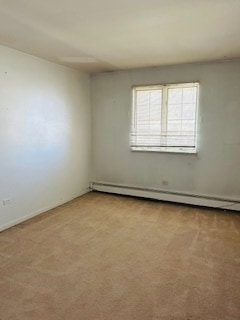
[137,91,149,105]
[168,104,181,120]
[132,89,162,147]
[182,104,196,120]
[182,87,197,104]
[150,91,162,105]
[167,120,181,132]
[168,88,182,104]
[167,86,197,148]
[149,104,161,121]
[182,120,195,132]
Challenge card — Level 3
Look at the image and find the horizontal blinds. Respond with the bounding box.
[131,84,198,149]
[131,88,162,147]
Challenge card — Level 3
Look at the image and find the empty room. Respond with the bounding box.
[0,1,240,319]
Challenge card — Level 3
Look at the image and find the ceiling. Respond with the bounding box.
[0,0,240,73]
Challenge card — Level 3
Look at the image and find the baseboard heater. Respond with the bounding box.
[91,182,240,211]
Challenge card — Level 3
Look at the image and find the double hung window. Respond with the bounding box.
[131,83,199,153]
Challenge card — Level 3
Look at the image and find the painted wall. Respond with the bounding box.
[91,61,240,201]
[0,45,91,230]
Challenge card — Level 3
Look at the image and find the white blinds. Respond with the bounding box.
[132,88,162,147]
[131,83,198,152]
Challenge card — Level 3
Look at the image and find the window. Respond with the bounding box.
[130,82,199,153]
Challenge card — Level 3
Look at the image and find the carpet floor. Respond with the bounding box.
[0,191,240,320]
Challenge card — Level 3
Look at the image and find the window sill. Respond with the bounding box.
[131,147,197,154]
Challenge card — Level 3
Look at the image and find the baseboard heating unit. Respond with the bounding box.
[91,182,240,211]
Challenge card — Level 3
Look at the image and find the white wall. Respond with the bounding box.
[0,45,91,230]
[91,61,240,201]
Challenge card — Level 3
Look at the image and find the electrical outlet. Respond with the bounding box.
[3,199,11,206]
[162,180,168,186]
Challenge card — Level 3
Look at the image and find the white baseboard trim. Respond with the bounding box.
[0,188,90,232]
[91,182,240,211]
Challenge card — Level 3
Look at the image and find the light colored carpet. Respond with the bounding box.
[0,191,240,320]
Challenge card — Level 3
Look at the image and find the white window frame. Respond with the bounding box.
[131,82,199,154]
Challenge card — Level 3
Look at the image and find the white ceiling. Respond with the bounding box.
[0,0,240,73]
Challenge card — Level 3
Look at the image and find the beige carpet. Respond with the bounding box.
[0,192,240,320]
